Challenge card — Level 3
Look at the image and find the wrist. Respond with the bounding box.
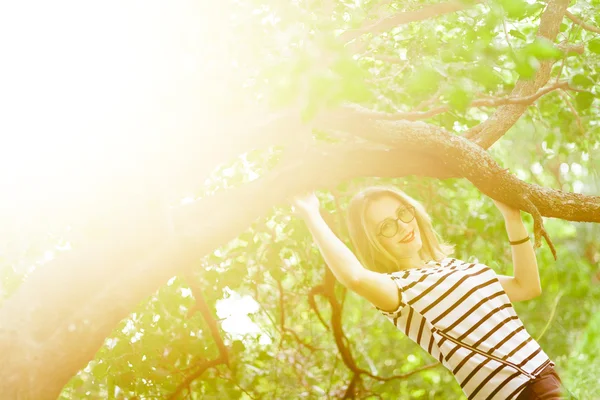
[296,206,320,219]
[502,211,521,221]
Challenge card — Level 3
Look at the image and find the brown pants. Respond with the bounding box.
[516,364,575,399]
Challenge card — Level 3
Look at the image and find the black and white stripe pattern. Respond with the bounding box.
[375,258,553,400]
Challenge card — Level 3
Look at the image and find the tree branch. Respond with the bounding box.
[312,107,600,256]
[365,362,441,381]
[565,10,600,34]
[363,80,574,123]
[167,275,231,399]
[167,358,226,400]
[341,0,482,52]
[557,89,585,135]
[465,0,571,149]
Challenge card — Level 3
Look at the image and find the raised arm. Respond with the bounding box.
[492,199,542,302]
[293,193,400,311]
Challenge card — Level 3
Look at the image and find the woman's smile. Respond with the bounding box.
[398,229,416,243]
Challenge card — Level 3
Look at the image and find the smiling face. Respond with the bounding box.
[365,194,423,262]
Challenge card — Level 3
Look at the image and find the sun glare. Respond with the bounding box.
[217,288,272,345]
[0,1,238,236]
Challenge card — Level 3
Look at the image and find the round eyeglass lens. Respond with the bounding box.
[399,207,415,223]
[380,221,397,238]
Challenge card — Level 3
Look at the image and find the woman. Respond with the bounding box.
[293,186,571,400]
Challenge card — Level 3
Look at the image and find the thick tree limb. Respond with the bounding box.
[164,107,308,196]
[312,107,600,257]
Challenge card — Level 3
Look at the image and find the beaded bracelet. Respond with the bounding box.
[509,236,530,245]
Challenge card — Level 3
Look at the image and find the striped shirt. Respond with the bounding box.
[375,257,553,400]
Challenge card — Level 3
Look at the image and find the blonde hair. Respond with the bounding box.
[347,185,454,273]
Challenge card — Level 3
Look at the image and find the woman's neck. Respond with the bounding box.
[396,255,427,270]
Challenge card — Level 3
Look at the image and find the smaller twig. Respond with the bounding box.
[565,11,600,34]
[558,89,584,135]
[327,355,340,396]
[502,18,515,56]
[374,80,573,122]
[167,358,227,400]
[308,285,330,330]
[413,88,444,112]
[536,291,564,342]
[341,0,483,53]
[281,328,323,352]
[256,301,281,333]
[277,279,286,350]
[275,279,323,352]
[554,60,567,86]
[371,54,406,64]
[363,362,441,381]
[168,275,232,399]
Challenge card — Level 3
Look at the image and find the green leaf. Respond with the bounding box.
[341,81,372,103]
[588,39,600,54]
[331,56,363,80]
[470,65,503,90]
[575,92,595,110]
[423,35,440,54]
[509,29,527,40]
[405,67,442,97]
[527,37,563,60]
[446,86,473,112]
[257,350,273,363]
[293,51,313,75]
[440,48,456,63]
[93,361,110,380]
[232,340,246,354]
[308,72,336,101]
[545,131,556,148]
[522,2,545,18]
[221,262,247,289]
[514,55,540,79]
[115,371,136,388]
[497,0,529,19]
[570,74,595,88]
[438,112,457,130]
[270,77,300,108]
[560,22,569,32]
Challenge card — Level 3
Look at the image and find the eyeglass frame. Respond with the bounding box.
[376,205,416,238]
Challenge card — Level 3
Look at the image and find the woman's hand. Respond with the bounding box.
[492,199,521,220]
[292,192,321,217]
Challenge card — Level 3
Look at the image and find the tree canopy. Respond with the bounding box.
[0,0,599,399]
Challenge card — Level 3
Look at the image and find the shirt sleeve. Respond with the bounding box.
[373,273,406,318]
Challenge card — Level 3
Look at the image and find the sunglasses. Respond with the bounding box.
[377,206,416,238]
